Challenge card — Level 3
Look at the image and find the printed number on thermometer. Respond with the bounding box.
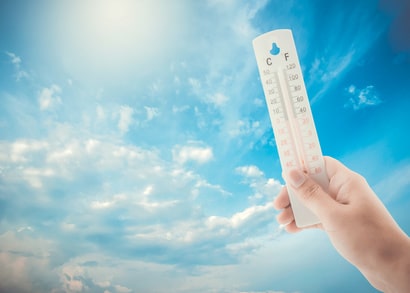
[253,29,329,228]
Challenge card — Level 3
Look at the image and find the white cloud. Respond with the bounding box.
[118,105,134,134]
[231,0,268,39]
[172,105,190,113]
[344,85,382,110]
[0,131,280,279]
[5,51,29,81]
[321,51,355,83]
[22,167,55,188]
[236,164,282,204]
[6,51,21,64]
[253,98,264,107]
[194,179,232,198]
[172,143,214,165]
[52,256,182,293]
[144,106,160,121]
[188,78,201,95]
[115,285,132,293]
[7,140,48,163]
[0,232,56,292]
[96,105,106,120]
[90,199,116,210]
[236,165,264,178]
[205,92,229,107]
[0,228,339,292]
[38,84,62,110]
[228,119,262,138]
[206,0,267,39]
[123,201,275,249]
[347,84,356,94]
[308,51,355,103]
[85,139,100,153]
[305,2,388,104]
[46,142,78,163]
[207,203,273,230]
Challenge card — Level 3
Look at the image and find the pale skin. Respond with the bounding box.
[273,156,410,293]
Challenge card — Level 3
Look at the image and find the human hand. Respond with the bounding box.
[273,156,410,292]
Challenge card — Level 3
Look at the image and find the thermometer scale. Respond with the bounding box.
[253,29,328,227]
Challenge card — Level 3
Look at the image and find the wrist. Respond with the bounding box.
[374,234,410,293]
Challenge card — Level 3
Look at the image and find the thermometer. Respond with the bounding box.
[253,29,328,227]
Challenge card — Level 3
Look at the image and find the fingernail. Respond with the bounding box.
[286,169,306,188]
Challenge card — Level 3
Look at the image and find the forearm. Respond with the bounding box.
[382,235,410,293]
[363,233,410,293]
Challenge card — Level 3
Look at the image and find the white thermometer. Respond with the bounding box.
[253,29,329,227]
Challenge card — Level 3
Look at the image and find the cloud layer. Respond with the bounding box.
[0,0,409,292]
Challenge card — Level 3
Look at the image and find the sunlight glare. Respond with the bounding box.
[56,0,185,82]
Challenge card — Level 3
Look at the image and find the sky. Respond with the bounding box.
[0,0,409,292]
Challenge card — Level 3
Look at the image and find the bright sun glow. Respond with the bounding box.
[55,0,185,82]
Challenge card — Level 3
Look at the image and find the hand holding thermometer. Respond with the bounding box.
[253,29,329,228]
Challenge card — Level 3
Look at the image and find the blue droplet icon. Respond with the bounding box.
[270,42,280,55]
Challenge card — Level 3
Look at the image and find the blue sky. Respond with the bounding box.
[0,0,409,292]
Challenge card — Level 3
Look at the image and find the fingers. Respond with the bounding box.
[274,186,299,232]
[276,205,293,225]
[277,212,322,233]
[285,169,338,220]
[283,221,303,233]
[275,203,301,233]
[274,157,347,233]
[273,186,290,210]
[284,221,322,233]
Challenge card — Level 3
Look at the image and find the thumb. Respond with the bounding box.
[285,169,338,220]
